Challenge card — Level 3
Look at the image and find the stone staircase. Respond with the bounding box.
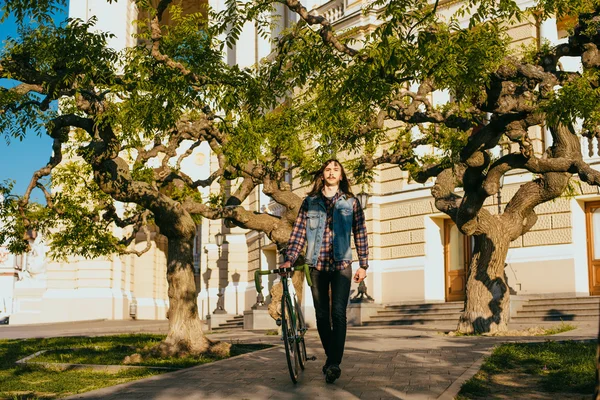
[511,296,600,324]
[209,297,600,331]
[211,315,244,331]
[362,301,463,329]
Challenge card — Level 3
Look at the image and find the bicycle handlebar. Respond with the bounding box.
[254,264,313,293]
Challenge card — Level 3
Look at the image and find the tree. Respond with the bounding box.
[2,0,599,353]
[282,0,600,334]
[0,0,337,355]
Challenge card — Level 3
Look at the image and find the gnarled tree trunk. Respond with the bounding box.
[153,212,230,357]
[159,236,213,355]
[458,234,510,334]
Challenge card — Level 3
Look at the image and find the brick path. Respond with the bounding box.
[63,327,510,400]
[2,321,593,400]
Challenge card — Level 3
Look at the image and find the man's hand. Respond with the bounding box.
[353,267,367,283]
[279,261,292,276]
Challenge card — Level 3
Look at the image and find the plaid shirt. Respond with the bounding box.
[286,191,369,272]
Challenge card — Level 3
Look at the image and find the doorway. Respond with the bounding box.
[585,201,600,295]
[444,220,471,302]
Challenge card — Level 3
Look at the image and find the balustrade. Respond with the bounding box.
[312,0,346,24]
[581,135,600,161]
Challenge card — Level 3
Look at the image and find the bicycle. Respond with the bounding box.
[254,263,315,383]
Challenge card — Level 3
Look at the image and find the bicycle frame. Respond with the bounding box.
[254,264,313,296]
[254,264,313,383]
[254,264,312,341]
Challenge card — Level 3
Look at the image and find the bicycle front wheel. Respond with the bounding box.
[282,294,300,383]
[295,298,307,370]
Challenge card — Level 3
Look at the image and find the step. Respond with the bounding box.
[210,315,244,331]
[373,311,462,320]
[515,310,600,318]
[369,313,460,322]
[217,321,244,327]
[216,320,244,327]
[525,297,600,306]
[377,308,463,315]
[223,316,244,322]
[510,314,600,323]
[384,302,464,311]
[211,326,243,331]
[212,323,244,330]
[363,319,459,326]
[520,304,600,312]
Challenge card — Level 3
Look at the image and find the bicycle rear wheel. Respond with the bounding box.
[295,299,307,370]
[282,294,300,383]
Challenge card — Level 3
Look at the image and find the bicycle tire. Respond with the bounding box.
[295,299,307,370]
[282,293,300,383]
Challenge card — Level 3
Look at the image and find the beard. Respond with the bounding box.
[324,178,339,186]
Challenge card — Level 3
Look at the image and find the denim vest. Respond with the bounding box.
[305,194,355,266]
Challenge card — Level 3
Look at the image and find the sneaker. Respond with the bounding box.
[322,358,331,375]
[325,364,341,384]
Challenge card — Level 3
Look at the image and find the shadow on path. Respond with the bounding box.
[64,328,502,400]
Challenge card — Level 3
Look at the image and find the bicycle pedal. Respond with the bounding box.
[276,318,282,326]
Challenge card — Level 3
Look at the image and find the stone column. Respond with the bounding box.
[0,247,16,323]
[205,242,233,329]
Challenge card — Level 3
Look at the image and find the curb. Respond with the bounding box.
[63,345,281,399]
[16,349,180,372]
[4,319,109,327]
[436,335,597,399]
[437,348,493,400]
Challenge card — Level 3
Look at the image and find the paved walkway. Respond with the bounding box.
[0,319,169,340]
[2,320,596,399]
[45,324,594,400]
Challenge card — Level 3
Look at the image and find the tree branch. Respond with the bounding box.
[182,196,293,245]
[149,12,209,88]
[282,0,359,58]
[119,211,153,256]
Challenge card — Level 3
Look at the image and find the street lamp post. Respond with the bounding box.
[357,191,370,210]
[213,232,227,314]
[252,190,267,310]
[252,230,266,310]
[202,247,213,319]
[215,232,224,256]
[352,190,374,304]
[231,270,240,315]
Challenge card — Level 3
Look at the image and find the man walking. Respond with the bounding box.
[280,159,369,384]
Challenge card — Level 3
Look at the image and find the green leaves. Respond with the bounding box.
[1,0,67,24]
[0,16,118,141]
[417,21,509,101]
[459,0,522,28]
[533,0,600,20]
[211,0,274,50]
[543,70,600,133]
[2,17,118,87]
[4,0,598,261]
[38,161,123,260]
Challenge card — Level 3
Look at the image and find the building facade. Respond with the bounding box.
[2,0,598,327]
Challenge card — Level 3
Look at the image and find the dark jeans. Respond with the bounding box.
[309,266,352,366]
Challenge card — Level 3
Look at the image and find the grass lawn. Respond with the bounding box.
[457,340,596,399]
[0,334,271,400]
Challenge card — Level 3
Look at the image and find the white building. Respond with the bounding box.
[4,0,599,328]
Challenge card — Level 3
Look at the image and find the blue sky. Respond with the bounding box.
[0,3,69,202]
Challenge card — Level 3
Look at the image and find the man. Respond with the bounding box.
[280,159,369,384]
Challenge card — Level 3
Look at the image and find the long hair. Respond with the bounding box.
[307,159,354,198]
